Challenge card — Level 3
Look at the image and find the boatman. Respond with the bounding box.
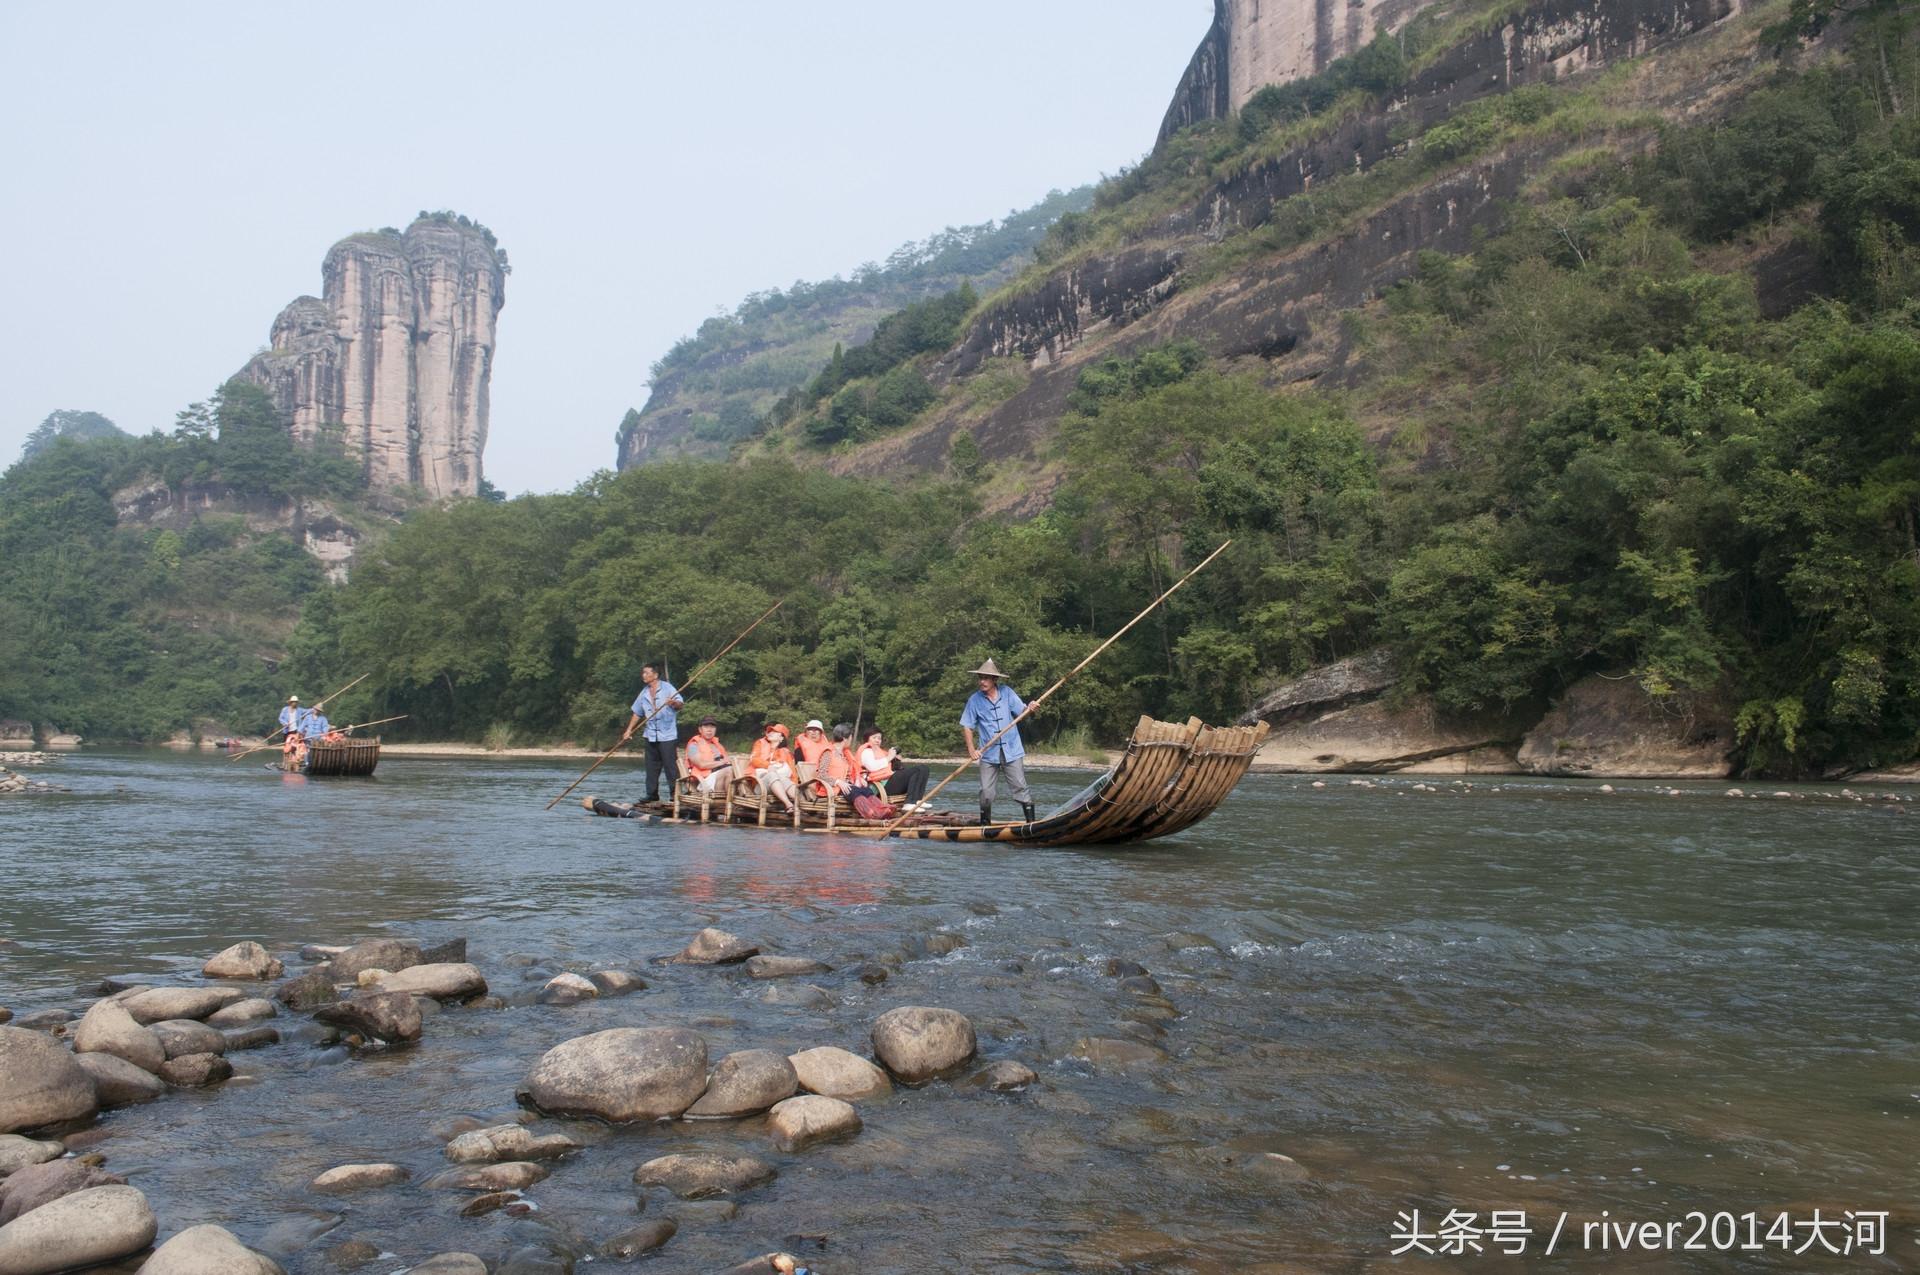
[278,695,305,739]
[301,704,332,740]
[960,658,1035,826]
[619,663,684,803]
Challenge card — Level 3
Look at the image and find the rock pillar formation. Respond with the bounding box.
[1160,0,1440,142]
[238,215,506,498]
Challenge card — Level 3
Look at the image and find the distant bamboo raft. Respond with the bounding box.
[300,737,381,777]
[583,715,1268,846]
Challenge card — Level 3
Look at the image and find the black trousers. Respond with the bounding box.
[644,738,679,800]
[880,764,929,803]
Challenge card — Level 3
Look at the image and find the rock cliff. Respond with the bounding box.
[1161,0,1440,142]
[239,215,506,499]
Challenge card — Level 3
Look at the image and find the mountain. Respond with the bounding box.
[615,187,1093,467]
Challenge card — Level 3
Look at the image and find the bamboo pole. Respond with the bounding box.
[879,540,1233,837]
[229,673,368,759]
[330,714,408,734]
[544,599,784,811]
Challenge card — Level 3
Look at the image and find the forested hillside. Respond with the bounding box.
[286,2,1920,777]
[617,187,1092,465]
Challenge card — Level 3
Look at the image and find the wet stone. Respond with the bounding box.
[597,1218,677,1258]
[73,1052,165,1107]
[633,1153,776,1199]
[788,1046,892,1102]
[420,938,468,965]
[313,992,421,1044]
[685,1048,799,1119]
[275,971,338,1011]
[759,982,835,1009]
[224,1025,281,1051]
[312,1163,409,1193]
[459,1190,519,1218]
[408,1257,489,1275]
[1104,958,1149,978]
[968,1060,1038,1091]
[1070,1037,1168,1068]
[496,1246,573,1275]
[151,1018,226,1058]
[766,1095,862,1152]
[0,1133,64,1175]
[673,1199,739,1224]
[871,1005,978,1082]
[744,955,832,980]
[1118,974,1164,996]
[202,941,284,981]
[851,964,889,985]
[588,970,645,995]
[10,1009,71,1031]
[159,1052,234,1087]
[328,939,424,981]
[428,1161,550,1192]
[119,986,244,1024]
[923,932,968,956]
[538,973,598,1006]
[444,1124,579,1164]
[206,997,277,1028]
[665,927,758,965]
[325,1238,382,1269]
[0,1158,127,1225]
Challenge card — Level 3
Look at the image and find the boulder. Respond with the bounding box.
[0,1184,156,1273]
[1253,693,1523,773]
[536,973,597,1006]
[158,1053,233,1087]
[1238,646,1400,725]
[871,1006,977,1082]
[8,1011,69,1033]
[149,1019,226,1059]
[968,1060,1038,1090]
[787,1046,891,1102]
[205,998,277,1028]
[419,938,468,965]
[313,992,421,1044]
[273,971,337,1011]
[519,1028,707,1121]
[0,1028,96,1133]
[369,963,487,1003]
[202,942,284,981]
[223,1026,280,1051]
[743,955,831,980]
[0,1158,126,1225]
[1518,675,1736,778]
[665,927,758,964]
[444,1125,579,1164]
[632,1153,775,1199]
[0,1136,61,1177]
[73,1053,165,1108]
[765,1095,861,1152]
[587,970,645,995]
[406,1257,488,1275]
[426,1161,549,1192]
[684,1049,799,1118]
[73,999,165,1074]
[119,987,244,1025]
[296,944,345,963]
[597,1219,676,1258]
[327,939,424,981]
[311,1163,409,1193]
[137,1223,285,1274]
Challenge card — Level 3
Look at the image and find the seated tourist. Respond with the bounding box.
[858,726,929,808]
[684,717,733,794]
[813,723,859,800]
[749,723,799,813]
[793,719,832,776]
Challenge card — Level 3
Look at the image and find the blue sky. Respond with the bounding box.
[0,2,1208,494]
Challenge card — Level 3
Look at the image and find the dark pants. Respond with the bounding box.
[643,738,679,801]
[880,765,929,803]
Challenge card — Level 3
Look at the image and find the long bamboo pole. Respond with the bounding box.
[544,599,784,810]
[229,673,369,760]
[330,714,408,734]
[880,540,1233,836]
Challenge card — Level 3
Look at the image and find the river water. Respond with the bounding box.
[1,750,1915,1273]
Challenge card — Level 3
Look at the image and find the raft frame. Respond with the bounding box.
[585,715,1268,846]
[301,736,381,777]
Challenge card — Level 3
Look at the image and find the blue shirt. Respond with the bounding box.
[279,706,303,732]
[301,712,331,739]
[630,680,681,743]
[960,685,1027,763]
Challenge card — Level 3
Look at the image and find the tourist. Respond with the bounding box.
[749,723,799,813]
[858,726,929,809]
[814,723,859,799]
[959,658,1034,825]
[619,663,684,803]
[282,729,307,771]
[684,717,733,795]
[792,718,832,786]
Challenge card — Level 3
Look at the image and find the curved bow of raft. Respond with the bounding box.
[584,715,1269,846]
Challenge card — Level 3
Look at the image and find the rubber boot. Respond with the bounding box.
[979,804,993,826]
[1020,802,1036,824]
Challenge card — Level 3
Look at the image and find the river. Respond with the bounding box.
[2,750,1915,1272]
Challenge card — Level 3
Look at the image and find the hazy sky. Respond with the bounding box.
[0,2,1207,494]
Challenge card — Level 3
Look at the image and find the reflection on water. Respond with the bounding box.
[1,751,1916,1272]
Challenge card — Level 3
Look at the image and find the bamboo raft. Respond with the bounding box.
[277,737,382,776]
[583,715,1269,846]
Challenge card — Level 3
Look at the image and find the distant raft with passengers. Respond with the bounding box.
[583,715,1269,846]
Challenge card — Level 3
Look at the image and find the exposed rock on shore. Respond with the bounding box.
[139,1222,285,1274]
[1517,676,1735,778]
[0,1184,156,1272]
[0,1027,97,1133]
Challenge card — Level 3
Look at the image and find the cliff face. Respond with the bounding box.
[1160,0,1441,142]
[239,216,506,499]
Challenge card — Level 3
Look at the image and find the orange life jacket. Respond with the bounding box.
[685,735,728,779]
[750,738,793,771]
[794,733,832,766]
[813,743,855,796]
[858,743,892,782]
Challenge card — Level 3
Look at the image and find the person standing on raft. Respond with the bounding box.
[619,663,683,803]
[960,658,1034,826]
[278,695,305,738]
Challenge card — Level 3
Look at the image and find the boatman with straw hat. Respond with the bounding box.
[960,658,1035,827]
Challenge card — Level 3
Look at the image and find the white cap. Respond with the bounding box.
[805,719,824,730]
[288,696,300,703]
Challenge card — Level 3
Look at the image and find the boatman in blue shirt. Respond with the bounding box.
[301,706,331,739]
[278,695,305,738]
[619,663,684,803]
[960,657,1035,827]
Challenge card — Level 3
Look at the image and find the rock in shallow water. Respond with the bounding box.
[685,1049,798,1119]
[427,1161,549,1192]
[968,1060,1038,1091]
[871,1006,977,1082]
[202,942,284,981]
[587,970,644,995]
[743,955,830,980]
[632,1153,775,1199]
[1069,1037,1167,1068]
[370,963,487,1003]
[597,1218,676,1258]
[274,972,337,1011]
[158,1053,232,1088]
[444,1125,578,1164]
[520,1028,707,1122]
[0,1184,155,1273]
[73,999,165,1075]
[0,1158,126,1225]
[0,1135,62,1176]
[536,974,597,1006]
[405,1257,488,1275]
[765,1095,861,1152]
[150,1019,226,1059]
[787,1046,891,1102]
[311,1163,409,1193]
[206,998,277,1029]
[73,1052,165,1108]
[665,928,758,965]
[327,939,423,981]
[223,1025,280,1052]
[313,993,421,1044]
[119,987,243,1025]
[138,1222,285,1274]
